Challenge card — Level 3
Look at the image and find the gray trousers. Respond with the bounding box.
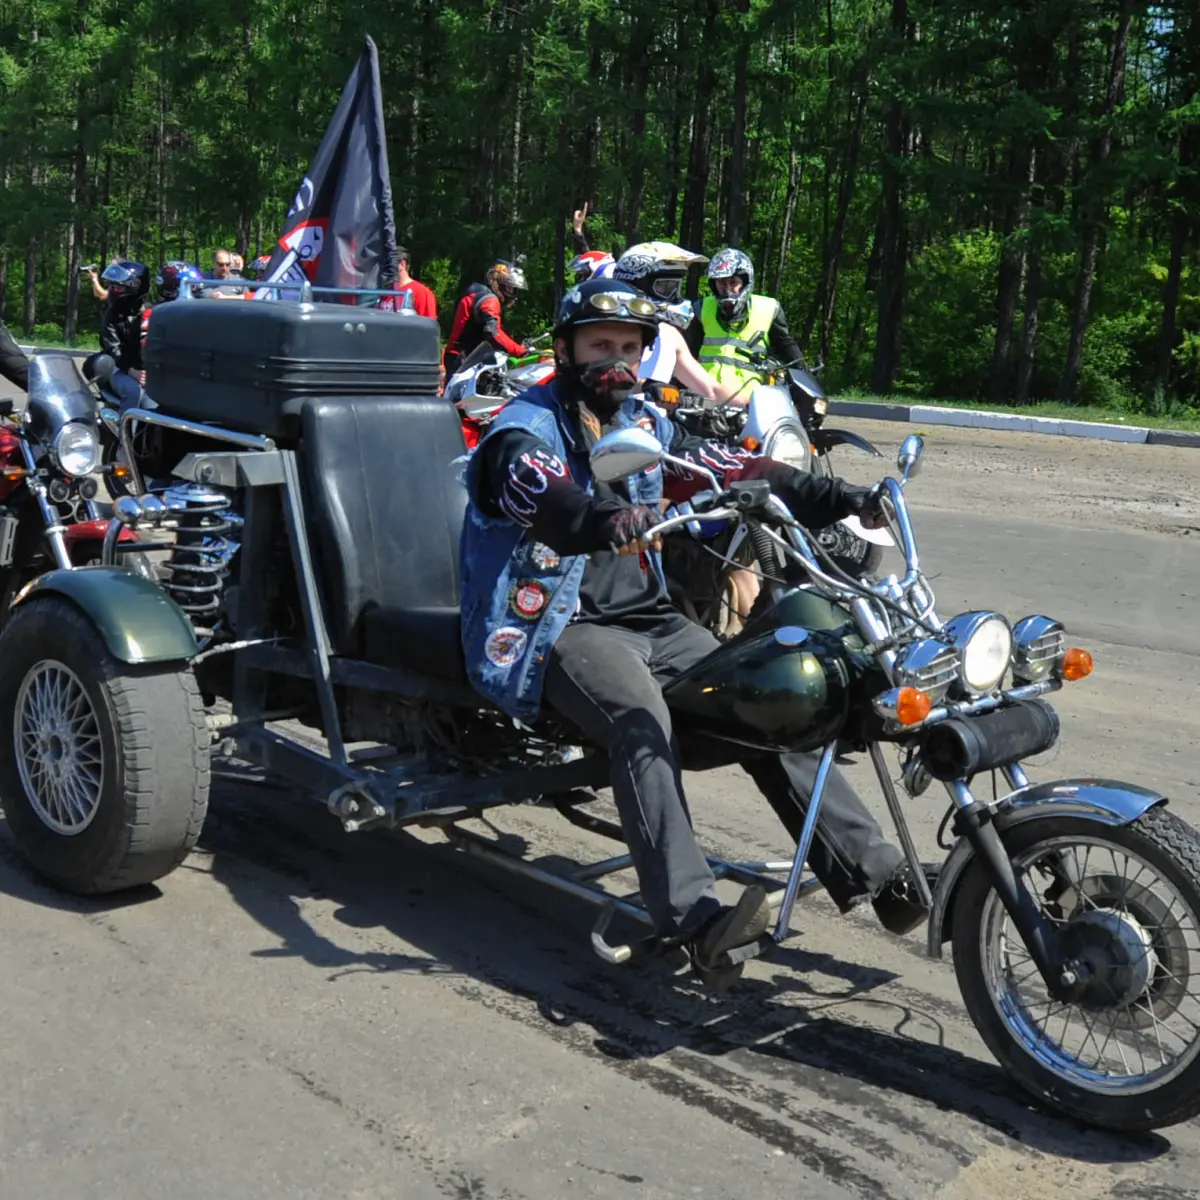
[543,616,903,938]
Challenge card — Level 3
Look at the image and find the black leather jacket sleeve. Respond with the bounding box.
[0,319,29,391]
[767,303,804,368]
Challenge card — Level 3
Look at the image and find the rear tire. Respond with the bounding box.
[952,809,1200,1130]
[0,596,209,894]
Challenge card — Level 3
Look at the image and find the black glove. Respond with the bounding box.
[600,505,658,551]
[843,483,886,528]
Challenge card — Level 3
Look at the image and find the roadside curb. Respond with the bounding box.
[827,398,1200,449]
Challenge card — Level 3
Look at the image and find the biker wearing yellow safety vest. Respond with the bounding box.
[685,248,804,406]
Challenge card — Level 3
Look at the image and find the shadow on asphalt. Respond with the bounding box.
[0,785,1174,1172]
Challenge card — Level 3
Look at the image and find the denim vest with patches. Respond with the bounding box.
[460,380,674,723]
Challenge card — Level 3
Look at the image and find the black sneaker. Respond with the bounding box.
[688,885,772,990]
[871,861,932,936]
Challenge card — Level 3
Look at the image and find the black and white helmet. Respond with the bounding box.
[613,241,708,304]
[708,247,755,322]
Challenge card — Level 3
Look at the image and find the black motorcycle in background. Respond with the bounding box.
[0,353,151,617]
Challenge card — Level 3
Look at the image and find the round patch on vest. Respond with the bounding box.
[510,580,549,621]
[484,626,528,668]
[528,542,560,571]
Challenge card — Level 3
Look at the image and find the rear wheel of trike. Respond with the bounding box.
[0,596,209,895]
[952,810,1200,1130]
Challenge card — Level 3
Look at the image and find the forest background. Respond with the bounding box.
[0,0,1197,417]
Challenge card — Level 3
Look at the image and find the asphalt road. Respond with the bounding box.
[1,406,1199,1199]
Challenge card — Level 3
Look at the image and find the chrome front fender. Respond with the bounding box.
[926,779,1168,959]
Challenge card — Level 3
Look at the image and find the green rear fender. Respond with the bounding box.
[11,567,197,664]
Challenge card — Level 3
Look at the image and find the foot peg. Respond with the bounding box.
[591,901,666,965]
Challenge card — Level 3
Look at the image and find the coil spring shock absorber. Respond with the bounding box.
[161,483,240,628]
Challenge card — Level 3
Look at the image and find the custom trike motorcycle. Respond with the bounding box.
[2,297,1199,1133]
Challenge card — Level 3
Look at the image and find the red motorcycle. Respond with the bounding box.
[0,353,149,616]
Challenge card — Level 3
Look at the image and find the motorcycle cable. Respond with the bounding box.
[761,515,944,638]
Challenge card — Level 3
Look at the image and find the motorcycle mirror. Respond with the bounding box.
[589,426,664,483]
[897,434,924,484]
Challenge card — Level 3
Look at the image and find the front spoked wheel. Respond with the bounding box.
[953,810,1200,1130]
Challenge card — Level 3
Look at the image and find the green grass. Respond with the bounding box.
[837,390,1200,432]
[18,333,97,352]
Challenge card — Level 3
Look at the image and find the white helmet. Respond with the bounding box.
[613,241,709,303]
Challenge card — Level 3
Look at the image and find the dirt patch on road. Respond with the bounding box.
[835,419,1200,537]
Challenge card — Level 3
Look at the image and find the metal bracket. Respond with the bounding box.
[328,780,393,833]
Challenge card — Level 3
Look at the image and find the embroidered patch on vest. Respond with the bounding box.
[509,580,549,621]
[484,626,528,668]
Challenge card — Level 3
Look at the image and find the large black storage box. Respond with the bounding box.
[143,298,442,440]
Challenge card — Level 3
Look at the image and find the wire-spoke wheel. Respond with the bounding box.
[15,661,105,835]
[953,809,1200,1130]
[0,596,209,894]
[814,521,884,579]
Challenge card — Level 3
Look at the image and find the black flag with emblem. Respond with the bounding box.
[258,35,398,300]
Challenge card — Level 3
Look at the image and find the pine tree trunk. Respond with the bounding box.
[773,143,801,294]
[1155,90,1196,398]
[870,0,910,395]
[989,143,1037,403]
[805,75,869,356]
[1061,0,1136,402]
[23,238,37,335]
[725,0,751,244]
[1015,254,1041,404]
[681,0,720,250]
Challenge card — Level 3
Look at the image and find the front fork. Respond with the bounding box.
[19,439,71,570]
[944,766,1080,1000]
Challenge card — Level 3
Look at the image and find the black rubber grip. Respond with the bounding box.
[920,699,1060,783]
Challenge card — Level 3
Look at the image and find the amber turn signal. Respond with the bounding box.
[741,436,760,452]
[896,687,932,725]
[1061,647,1093,682]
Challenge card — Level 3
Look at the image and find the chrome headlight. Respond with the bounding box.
[1011,615,1065,683]
[893,637,958,704]
[945,611,1013,695]
[52,422,99,478]
[764,424,811,471]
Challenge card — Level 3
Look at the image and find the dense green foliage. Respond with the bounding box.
[0,0,1197,413]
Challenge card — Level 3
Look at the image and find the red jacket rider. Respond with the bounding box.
[443,259,532,376]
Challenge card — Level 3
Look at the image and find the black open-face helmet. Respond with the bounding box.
[553,277,661,349]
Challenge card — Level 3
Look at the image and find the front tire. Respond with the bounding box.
[816,523,884,579]
[952,809,1200,1130]
[0,596,209,894]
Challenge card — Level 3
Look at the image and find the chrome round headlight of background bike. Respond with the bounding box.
[52,422,99,478]
[764,424,811,472]
[945,611,1013,695]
